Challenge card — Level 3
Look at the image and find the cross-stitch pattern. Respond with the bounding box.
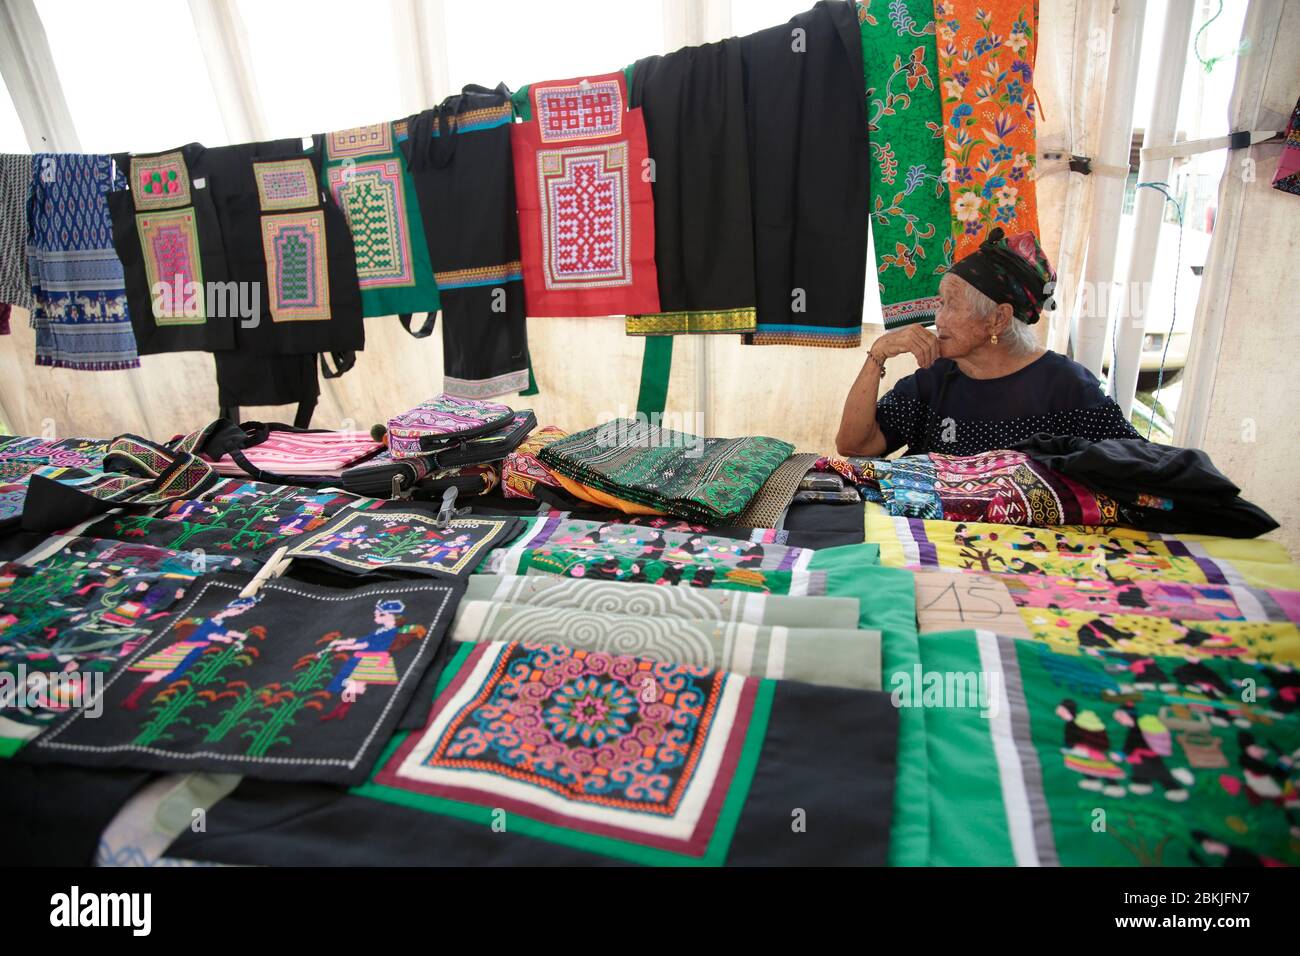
[326,124,393,160]
[327,159,415,288]
[136,208,206,325]
[261,210,331,321]
[253,158,318,211]
[538,143,632,290]
[130,151,191,211]
[28,575,462,784]
[536,78,624,143]
[287,511,517,580]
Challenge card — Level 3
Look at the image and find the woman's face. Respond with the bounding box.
[934,275,995,359]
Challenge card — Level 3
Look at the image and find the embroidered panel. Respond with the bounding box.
[130,151,191,211]
[372,641,766,861]
[253,158,318,211]
[535,78,624,143]
[327,158,415,289]
[27,574,463,784]
[136,208,206,325]
[261,210,331,321]
[537,143,632,290]
[286,511,518,580]
[325,124,393,160]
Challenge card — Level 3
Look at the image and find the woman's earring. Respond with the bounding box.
[991,333,999,345]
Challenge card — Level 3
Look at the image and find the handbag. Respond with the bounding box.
[386,394,516,459]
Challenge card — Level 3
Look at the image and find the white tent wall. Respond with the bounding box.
[1175,0,1300,557]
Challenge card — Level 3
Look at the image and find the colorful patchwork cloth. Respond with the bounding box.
[0,436,110,481]
[537,420,794,523]
[206,430,383,478]
[0,154,34,309]
[865,504,1300,591]
[859,0,952,328]
[511,71,660,317]
[317,122,440,318]
[997,573,1300,665]
[0,538,245,727]
[107,145,235,355]
[464,573,861,628]
[1272,96,1300,196]
[624,38,757,335]
[401,86,530,398]
[917,629,1300,865]
[285,510,520,580]
[27,153,139,368]
[934,0,1041,260]
[820,449,1119,526]
[451,602,881,690]
[502,424,567,499]
[25,573,465,785]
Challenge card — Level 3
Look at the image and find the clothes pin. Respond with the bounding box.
[432,487,470,529]
[239,545,293,598]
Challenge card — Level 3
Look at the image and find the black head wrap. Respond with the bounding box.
[947,227,1056,324]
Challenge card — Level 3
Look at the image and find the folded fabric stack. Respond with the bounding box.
[537,419,793,523]
[501,425,568,500]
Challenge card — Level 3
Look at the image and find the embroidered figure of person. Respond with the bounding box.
[122,594,263,710]
[319,598,426,721]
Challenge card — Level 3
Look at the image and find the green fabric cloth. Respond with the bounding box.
[465,573,861,628]
[859,0,951,328]
[635,336,674,417]
[451,601,882,691]
[508,550,826,596]
[538,421,794,523]
[916,629,1300,866]
[317,121,440,318]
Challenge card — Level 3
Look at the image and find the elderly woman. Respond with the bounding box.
[837,228,1140,457]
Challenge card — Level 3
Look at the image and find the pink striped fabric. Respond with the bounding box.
[207,431,384,477]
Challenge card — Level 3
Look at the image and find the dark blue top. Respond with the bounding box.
[876,350,1141,456]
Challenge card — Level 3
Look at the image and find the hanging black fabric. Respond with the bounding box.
[627,37,757,334]
[108,143,235,354]
[738,0,870,348]
[401,85,530,399]
[214,352,320,420]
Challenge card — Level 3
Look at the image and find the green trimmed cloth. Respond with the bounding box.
[537,420,793,523]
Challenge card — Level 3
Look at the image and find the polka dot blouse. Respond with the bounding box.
[876,351,1142,456]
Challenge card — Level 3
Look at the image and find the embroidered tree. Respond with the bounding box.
[237,647,338,758]
[133,638,262,747]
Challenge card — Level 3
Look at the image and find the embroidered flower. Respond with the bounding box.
[980,175,1007,198]
[1006,30,1029,55]
[944,78,965,99]
[991,143,1013,162]
[955,165,973,183]
[995,184,1019,207]
[955,192,983,222]
[949,103,973,127]
[973,34,1001,57]
[1011,59,1033,82]
[954,69,971,87]
[1007,79,1025,105]
[994,204,1017,223]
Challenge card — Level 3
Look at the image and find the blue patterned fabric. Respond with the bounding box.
[27,154,139,370]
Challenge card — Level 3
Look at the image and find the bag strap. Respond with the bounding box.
[397,313,437,338]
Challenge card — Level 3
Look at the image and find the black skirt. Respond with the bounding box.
[739,0,870,348]
[627,38,758,334]
[401,85,530,398]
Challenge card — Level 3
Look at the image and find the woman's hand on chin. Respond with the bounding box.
[871,325,941,369]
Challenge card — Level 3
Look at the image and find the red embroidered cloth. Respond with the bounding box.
[511,72,660,317]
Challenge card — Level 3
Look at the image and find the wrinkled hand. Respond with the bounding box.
[871,325,940,369]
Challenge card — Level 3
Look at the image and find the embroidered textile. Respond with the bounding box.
[319,122,439,317]
[26,154,139,369]
[503,425,568,499]
[286,510,519,580]
[537,420,794,523]
[27,574,465,784]
[512,72,660,316]
[1270,96,1300,196]
[206,431,382,478]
